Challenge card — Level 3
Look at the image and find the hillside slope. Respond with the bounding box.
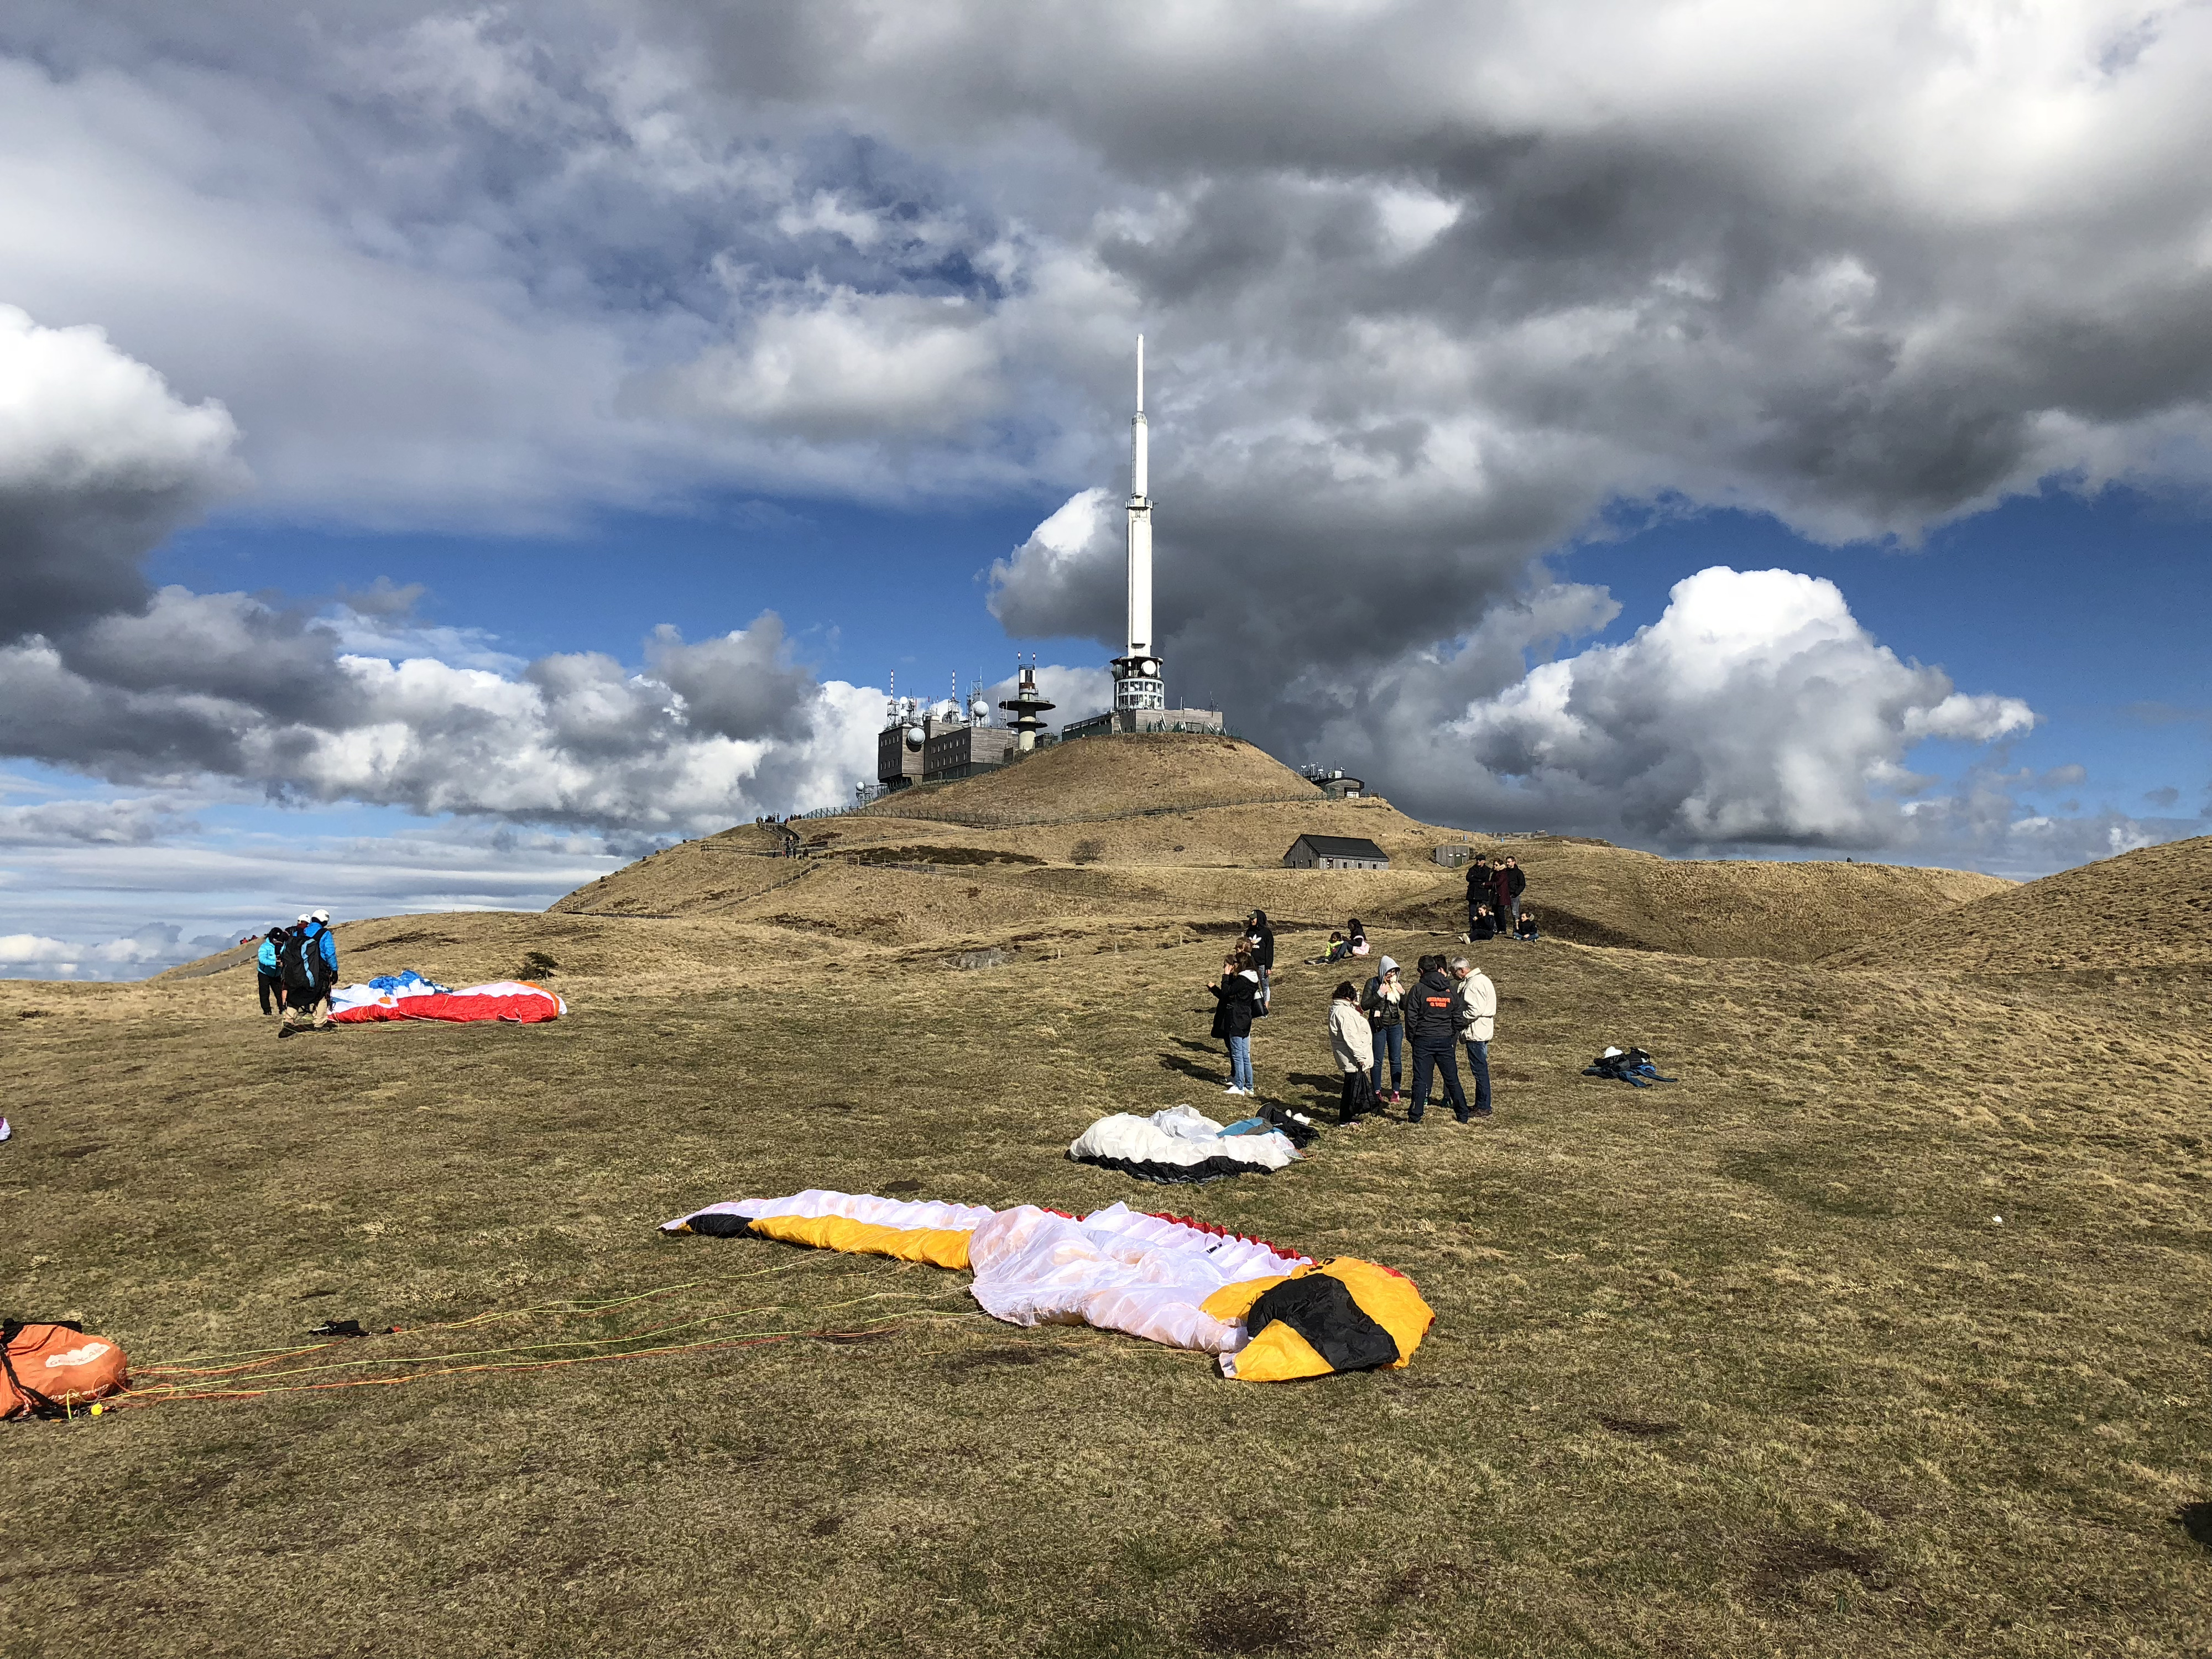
[1372,842,2010,963]
[1828,834,2212,974]
[539,735,2011,963]
[852,731,1322,825]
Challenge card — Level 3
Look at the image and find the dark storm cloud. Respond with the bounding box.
[0,307,244,644]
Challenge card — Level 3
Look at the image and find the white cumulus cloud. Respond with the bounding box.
[1360,566,2038,848]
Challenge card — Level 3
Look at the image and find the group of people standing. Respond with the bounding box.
[1201,858,1535,1121]
[254,911,340,1036]
[1465,854,1539,942]
[1208,924,1499,1125]
[1333,953,1495,1124]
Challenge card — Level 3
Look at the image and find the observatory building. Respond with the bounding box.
[1062,337,1225,743]
[877,674,1024,792]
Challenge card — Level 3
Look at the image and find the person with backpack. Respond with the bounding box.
[1404,953,1470,1123]
[1207,947,1261,1096]
[255,926,288,1016]
[1327,981,1377,1124]
[1452,954,1498,1120]
[278,910,338,1036]
[1360,957,1407,1106]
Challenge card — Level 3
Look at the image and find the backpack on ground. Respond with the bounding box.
[2,1320,129,1419]
[1582,1046,1677,1087]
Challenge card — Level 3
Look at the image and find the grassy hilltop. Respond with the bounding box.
[3,734,2208,1658]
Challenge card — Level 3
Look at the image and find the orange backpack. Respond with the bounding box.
[2,1321,129,1418]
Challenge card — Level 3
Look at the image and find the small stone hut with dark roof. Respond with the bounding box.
[1283,834,1391,872]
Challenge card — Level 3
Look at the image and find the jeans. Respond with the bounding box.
[1464,1039,1493,1117]
[1370,1022,1403,1092]
[1226,1034,1254,1092]
[1256,966,1271,1014]
[1408,1040,1467,1121]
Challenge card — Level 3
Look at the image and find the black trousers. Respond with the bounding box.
[1338,1070,1376,1123]
[1409,1040,1468,1122]
[258,972,282,1014]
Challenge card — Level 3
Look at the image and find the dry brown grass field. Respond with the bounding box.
[3,736,2208,1658]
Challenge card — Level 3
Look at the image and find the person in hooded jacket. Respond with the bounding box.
[1207,950,1261,1095]
[1244,910,1275,1016]
[1404,953,1471,1123]
[255,926,287,1016]
[1359,957,1408,1105]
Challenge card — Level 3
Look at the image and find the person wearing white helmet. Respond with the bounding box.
[278,909,340,1037]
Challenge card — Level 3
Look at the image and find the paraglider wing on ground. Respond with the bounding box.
[328,979,566,1025]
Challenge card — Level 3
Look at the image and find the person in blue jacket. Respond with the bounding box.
[279,910,340,1035]
[300,910,337,992]
[255,927,287,1015]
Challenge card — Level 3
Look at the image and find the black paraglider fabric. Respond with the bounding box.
[1067,1151,1284,1186]
[1243,1273,1400,1373]
[685,1213,755,1238]
[1254,1103,1319,1149]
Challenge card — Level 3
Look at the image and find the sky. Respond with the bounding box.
[2,0,2208,978]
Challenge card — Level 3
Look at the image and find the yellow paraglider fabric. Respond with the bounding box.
[743,1213,974,1270]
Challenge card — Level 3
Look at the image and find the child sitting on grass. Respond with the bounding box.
[1305,931,1352,965]
[1515,909,1540,941]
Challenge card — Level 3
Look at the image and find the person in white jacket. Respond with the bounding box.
[1451,956,1498,1120]
[1327,980,1378,1123]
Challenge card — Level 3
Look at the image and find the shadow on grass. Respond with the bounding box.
[2177,1501,2212,1550]
[1159,1052,1220,1083]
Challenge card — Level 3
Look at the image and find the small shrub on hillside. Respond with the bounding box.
[519,951,559,980]
[1070,838,1105,864]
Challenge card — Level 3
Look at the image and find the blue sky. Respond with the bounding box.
[4,2,2211,976]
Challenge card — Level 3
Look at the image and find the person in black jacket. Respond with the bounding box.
[1243,909,1275,1016]
[1404,954,1470,1123]
[1500,856,1527,932]
[1207,951,1261,1095]
[1464,859,1490,937]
